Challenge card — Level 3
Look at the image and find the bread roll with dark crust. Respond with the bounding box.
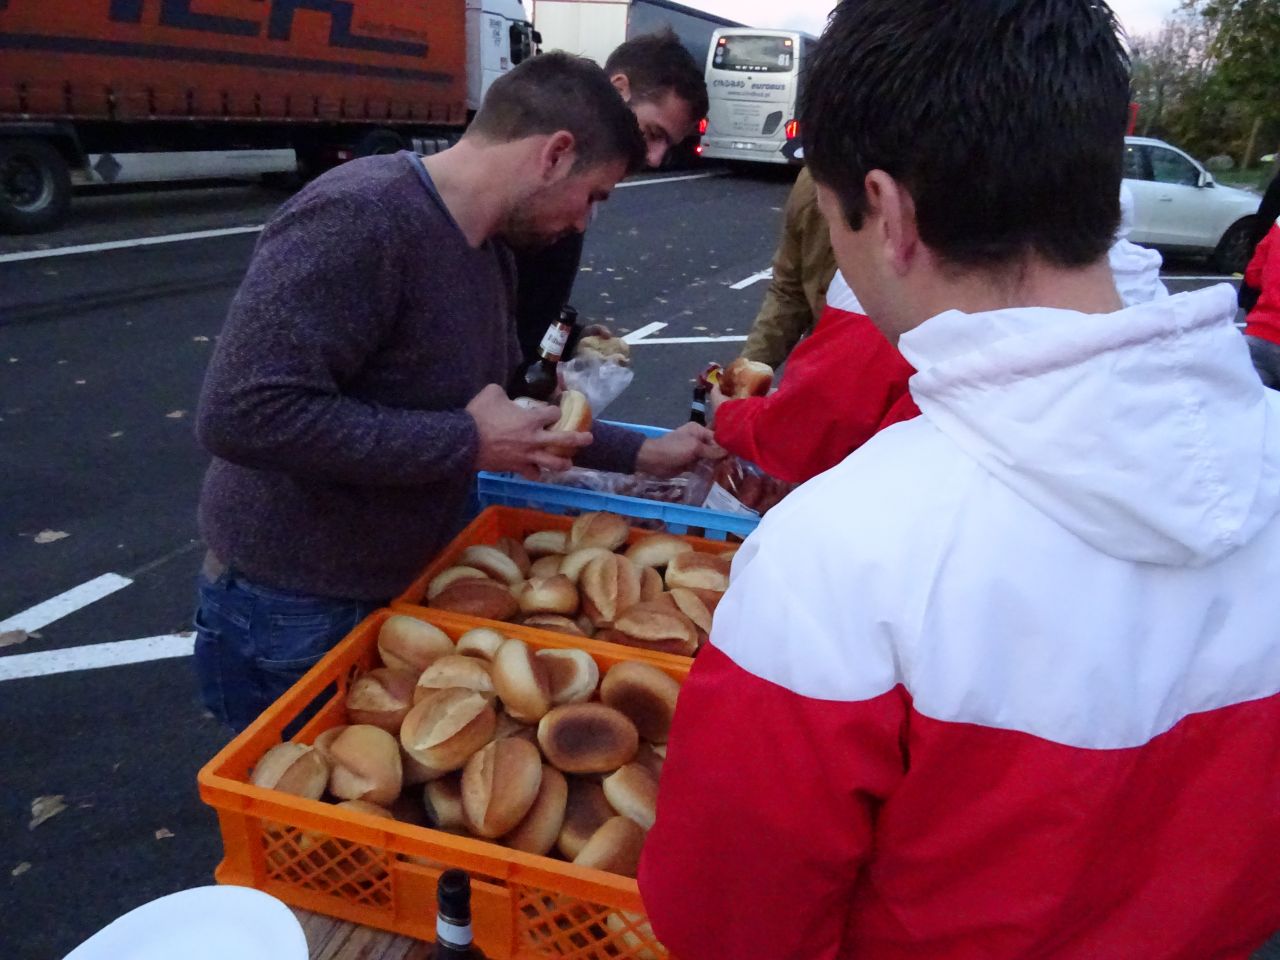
[613,602,699,657]
[668,587,713,634]
[427,566,488,601]
[569,511,630,552]
[529,555,565,580]
[523,530,569,558]
[536,648,600,705]
[603,763,659,829]
[345,668,417,733]
[573,816,646,877]
[521,614,589,638]
[251,742,330,800]
[664,552,732,592]
[496,536,532,577]
[548,390,593,459]
[378,615,454,673]
[423,774,468,832]
[326,725,404,806]
[557,779,617,860]
[431,579,520,622]
[414,654,495,703]
[537,703,639,774]
[632,742,665,781]
[580,553,643,628]
[639,567,664,602]
[461,738,543,838]
[455,627,507,662]
[492,638,553,723]
[600,660,682,744]
[625,534,694,569]
[504,765,568,856]
[720,357,774,398]
[560,547,614,584]
[460,545,525,586]
[400,688,497,772]
[516,574,580,617]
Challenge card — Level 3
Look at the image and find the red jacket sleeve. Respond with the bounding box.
[639,645,909,960]
[1245,225,1275,290]
[715,310,918,485]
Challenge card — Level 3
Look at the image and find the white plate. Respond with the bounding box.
[64,885,308,960]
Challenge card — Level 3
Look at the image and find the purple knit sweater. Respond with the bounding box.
[197,153,643,600]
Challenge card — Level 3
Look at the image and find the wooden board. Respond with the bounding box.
[295,909,430,960]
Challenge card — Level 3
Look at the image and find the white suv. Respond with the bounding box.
[1124,137,1261,273]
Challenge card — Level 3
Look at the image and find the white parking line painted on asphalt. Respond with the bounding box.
[631,334,749,345]
[730,269,773,290]
[0,634,194,682]
[622,322,669,344]
[616,172,725,189]
[1161,275,1239,282]
[0,573,133,634]
[0,225,265,264]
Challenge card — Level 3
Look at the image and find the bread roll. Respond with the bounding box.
[613,602,699,657]
[600,660,682,744]
[504,765,568,856]
[536,648,600,705]
[573,816,646,877]
[346,668,417,733]
[664,552,731,592]
[427,565,489,602]
[492,638,553,723]
[521,614,589,638]
[640,567,664,602]
[529,555,564,580]
[423,775,468,832]
[456,627,507,661]
[633,742,665,781]
[548,390,593,460]
[494,710,538,744]
[461,738,543,838]
[569,511,629,552]
[668,587,713,634]
[460,545,525,586]
[516,574,580,617]
[720,357,774,398]
[326,725,403,806]
[251,742,329,800]
[580,553,643,628]
[538,703,638,774]
[431,579,520,622]
[625,534,694,569]
[338,799,397,820]
[720,545,740,560]
[312,725,347,764]
[524,530,569,558]
[401,746,450,786]
[557,778,616,860]
[414,654,495,703]
[400,688,497,772]
[690,587,724,614]
[559,547,613,584]
[603,763,659,829]
[575,332,631,364]
[604,631,697,657]
[604,912,660,960]
[496,536,532,577]
[378,615,454,673]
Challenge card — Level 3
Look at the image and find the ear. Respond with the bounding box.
[864,171,919,275]
[610,73,632,102]
[539,130,578,182]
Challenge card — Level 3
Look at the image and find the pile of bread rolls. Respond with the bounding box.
[249,614,683,880]
[426,511,735,657]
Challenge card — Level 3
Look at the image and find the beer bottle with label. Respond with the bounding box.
[428,869,485,958]
[512,305,578,402]
[690,362,723,424]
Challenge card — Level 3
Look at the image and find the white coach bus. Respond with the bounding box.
[699,28,817,165]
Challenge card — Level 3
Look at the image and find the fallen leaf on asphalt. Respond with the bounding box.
[11,863,31,877]
[29,795,67,830]
[177,630,194,638]
[34,530,69,544]
[165,410,187,419]
[192,336,210,342]
[108,431,124,439]
[155,828,174,840]
[8,358,17,363]
[75,380,86,385]
[0,629,29,648]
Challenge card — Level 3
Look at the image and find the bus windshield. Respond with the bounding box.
[712,35,796,73]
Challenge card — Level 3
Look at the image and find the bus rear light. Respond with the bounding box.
[698,117,708,135]
[785,119,799,140]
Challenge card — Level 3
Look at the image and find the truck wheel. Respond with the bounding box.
[1211,217,1257,275]
[354,129,408,157]
[0,138,72,234]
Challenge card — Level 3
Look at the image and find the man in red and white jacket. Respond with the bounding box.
[639,2,1280,958]
[1244,217,1280,389]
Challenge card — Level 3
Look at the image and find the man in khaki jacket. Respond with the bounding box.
[739,167,837,367]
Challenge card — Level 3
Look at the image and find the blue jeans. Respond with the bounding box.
[193,566,383,732]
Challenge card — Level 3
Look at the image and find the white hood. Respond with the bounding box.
[898,284,1280,566]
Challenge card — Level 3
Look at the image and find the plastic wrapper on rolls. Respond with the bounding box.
[701,457,796,518]
[538,462,715,510]
[559,354,633,419]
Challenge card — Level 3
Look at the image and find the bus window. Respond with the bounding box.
[712,35,797,73]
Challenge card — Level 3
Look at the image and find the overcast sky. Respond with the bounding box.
[679,0,1180,39]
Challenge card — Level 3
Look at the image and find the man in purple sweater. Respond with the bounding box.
[193,53,718,731]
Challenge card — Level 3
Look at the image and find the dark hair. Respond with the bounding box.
[469,52,646,175]
[605,29,709,123]
[802,0,1132,269]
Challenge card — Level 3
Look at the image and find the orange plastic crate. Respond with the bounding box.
[198,606,684,959]
[395,506,732,656]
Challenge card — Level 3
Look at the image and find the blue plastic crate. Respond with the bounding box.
[475,421,759,541]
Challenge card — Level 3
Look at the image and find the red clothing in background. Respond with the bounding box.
[1245,221,1280,346]
[714,305,919,485]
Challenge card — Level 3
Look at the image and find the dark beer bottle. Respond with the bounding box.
[512,305,578,402]
[690,362,723,424]
[428,869,485,958]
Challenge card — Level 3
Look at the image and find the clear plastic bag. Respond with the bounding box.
[701,458,796,517]
[559,354,634,419]
[539,463,715,506]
